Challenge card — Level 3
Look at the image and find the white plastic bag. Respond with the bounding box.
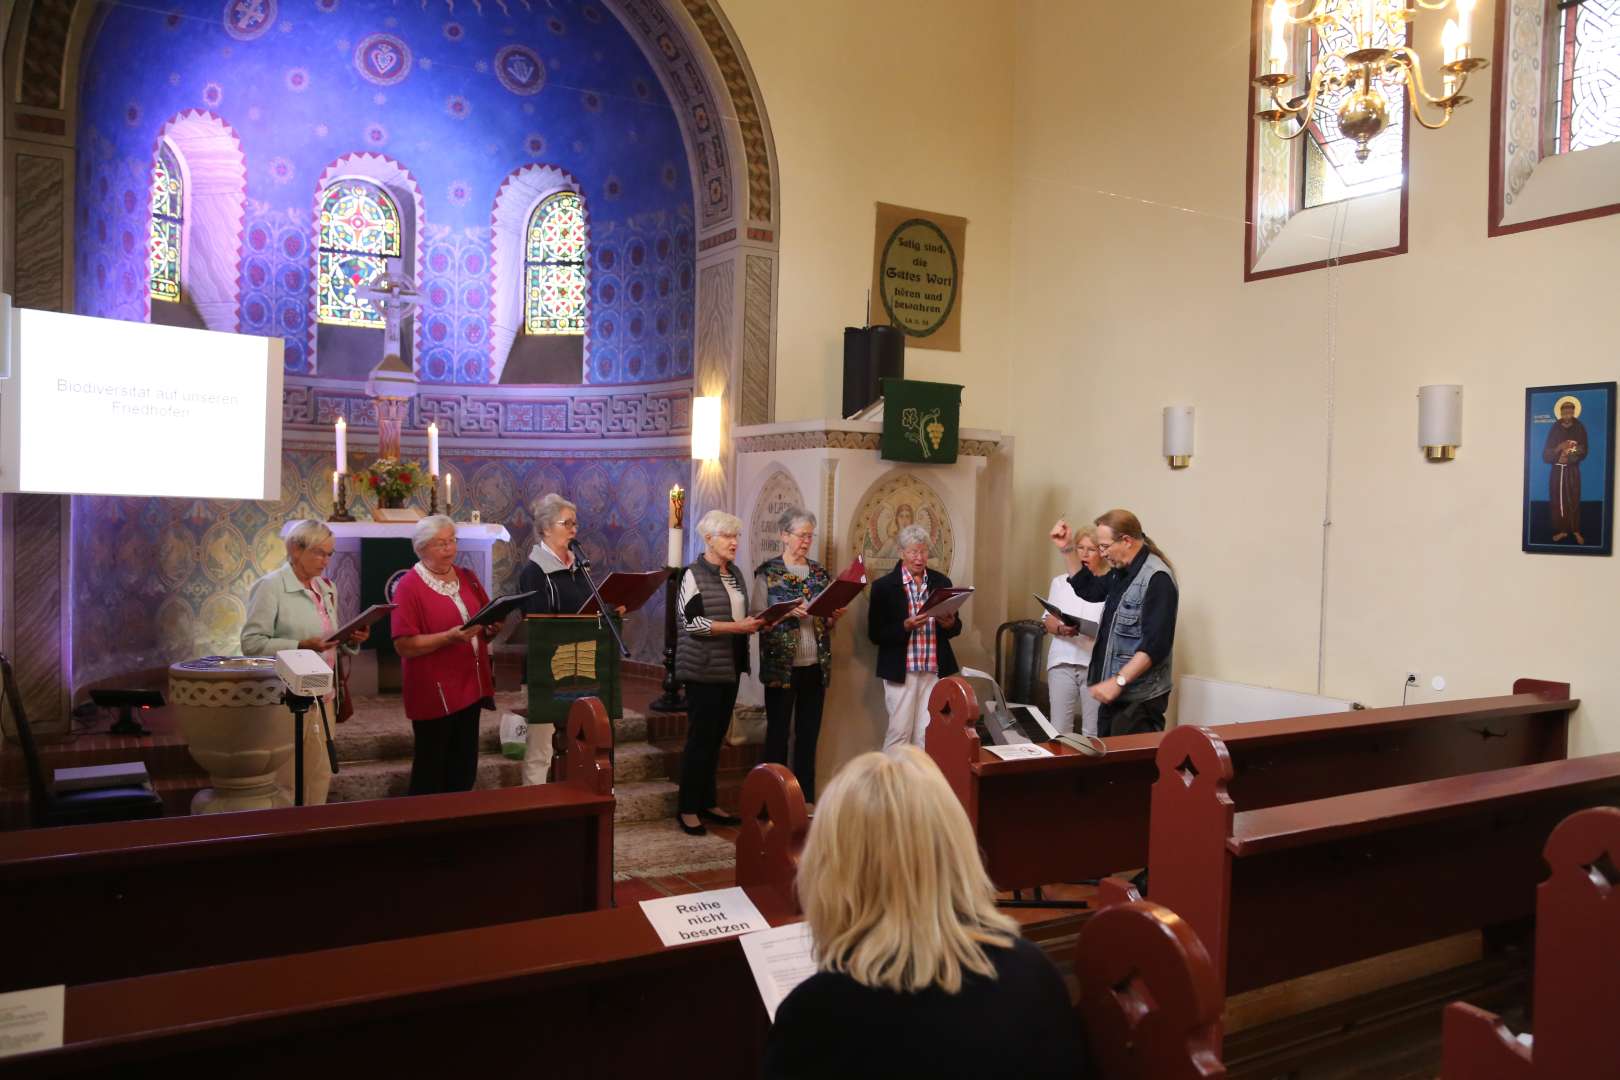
[500,712,528,760]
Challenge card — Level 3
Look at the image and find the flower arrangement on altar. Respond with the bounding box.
[363,458,424,508]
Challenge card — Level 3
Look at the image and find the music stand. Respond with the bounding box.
[90,688,164,737]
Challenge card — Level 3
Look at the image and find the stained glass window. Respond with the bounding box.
[316,181,401,327]
[148,144,182,303]
[524,191,587,335]
[1303,16,1407,209]
[1553,0,1620,155]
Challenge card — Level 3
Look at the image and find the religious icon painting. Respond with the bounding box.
[1522,382,1616,557]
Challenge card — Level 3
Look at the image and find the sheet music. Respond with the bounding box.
[983,742,1054,761]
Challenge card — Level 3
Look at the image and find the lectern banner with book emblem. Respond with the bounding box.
[880,379,962,464]
[526,615,623,728]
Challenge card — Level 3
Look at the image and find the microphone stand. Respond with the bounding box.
[283,691,315,807]
[570,539,630,659]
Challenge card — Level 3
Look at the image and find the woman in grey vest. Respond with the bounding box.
[674,510,765,835]
[1050,509,1178,738]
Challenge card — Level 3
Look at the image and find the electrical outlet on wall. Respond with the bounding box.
[1406,671,1420,686]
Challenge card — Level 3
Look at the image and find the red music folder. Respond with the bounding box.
[576,569,673,615]
[804,556,868,618]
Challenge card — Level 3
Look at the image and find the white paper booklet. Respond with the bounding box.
[638,886,769,948]
[983,742,1054,761]
[739,921,817,1022]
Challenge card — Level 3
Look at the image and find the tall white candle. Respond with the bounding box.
[445,473,453,512]
[331,470,339,504]
[667,526,683,568]
[427,422,440,476]
[1442,19,1459,94]
[334,417,347,474]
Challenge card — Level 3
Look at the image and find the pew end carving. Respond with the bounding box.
[924,675,982,825]
[735,763,809,913]
[1076,900,1227,1079]
[562,696,614,796]
[1441,805,1620,1079]
[1149,726,1237,986]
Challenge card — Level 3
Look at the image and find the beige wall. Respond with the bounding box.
[1006,0,1620,754]
[721,0,1015,433]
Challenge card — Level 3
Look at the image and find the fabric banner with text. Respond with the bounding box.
[880,379,962,464]
[870,202,966,352]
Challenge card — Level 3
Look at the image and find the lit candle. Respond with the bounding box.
[444,473,452,512]
[1456,0,1474,59]
[1269,0,1288,74]
[668,484,683,527]
[427,421,440,477]
[334,417,347,474]
[1442,19,1460,95]
[331,470,339,504]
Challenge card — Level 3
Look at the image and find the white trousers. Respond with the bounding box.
[523,722,557,785]
[882,672,940,750]
[1046,663,1099,738]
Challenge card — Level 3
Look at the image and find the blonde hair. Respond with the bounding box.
[797,747,1019,994]
[1064,522,1099,554]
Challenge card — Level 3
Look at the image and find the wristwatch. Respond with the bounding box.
[1114,674,1128,688]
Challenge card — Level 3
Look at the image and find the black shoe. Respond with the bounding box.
[698,807,742,827]
[676,813,706,836]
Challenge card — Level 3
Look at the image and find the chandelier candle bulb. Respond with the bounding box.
[334,417,347,474]
[427,422,439,477]
[1442,20,1459,95]
[1269,0,1288,74]
[1457,0,1474,57]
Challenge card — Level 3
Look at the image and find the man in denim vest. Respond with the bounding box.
[1050,509,1178,737]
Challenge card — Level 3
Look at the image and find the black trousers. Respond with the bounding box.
[764,666,825,802]
[679,679,739,814]
[409,703,481,795]
[1097,693,1169,738]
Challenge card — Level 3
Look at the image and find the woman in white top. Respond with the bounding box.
[1042,523,1107,737]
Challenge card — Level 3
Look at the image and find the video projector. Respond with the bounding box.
[274,649,334,698]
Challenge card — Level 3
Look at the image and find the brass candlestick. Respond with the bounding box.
[428,474,440,516]
[330,473,355,523]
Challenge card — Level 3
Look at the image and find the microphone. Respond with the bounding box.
[568,537,592,569]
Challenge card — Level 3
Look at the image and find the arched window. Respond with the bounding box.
[524,191,588,335]
[316,180,401,328]
[148,143,183,303]
[1303,16,1406,208]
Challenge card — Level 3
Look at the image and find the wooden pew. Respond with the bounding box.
[6,760,1229,1079]
[0,696,615,994]
[1441,805,1620,1079]
[925,675,1575,894]
[1118,724,1620,1038]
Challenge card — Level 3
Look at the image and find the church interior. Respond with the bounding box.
[1,0,1618,1074]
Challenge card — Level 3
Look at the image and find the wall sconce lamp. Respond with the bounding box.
[1163,405,1194,469]
[691,395,721,461]
[1418,384,1462,462]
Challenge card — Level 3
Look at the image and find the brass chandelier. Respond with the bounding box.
[1253,0,1488,163]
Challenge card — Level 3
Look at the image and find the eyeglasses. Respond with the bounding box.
[1098,536,1126,550]
[557,519,578,529]
[426,537,457,549]
[786,531,815,542]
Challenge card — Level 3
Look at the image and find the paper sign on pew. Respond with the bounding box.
[639,887,770,947]
[0,985,64,1060]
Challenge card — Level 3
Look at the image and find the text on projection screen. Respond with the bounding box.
[14,309,281,500]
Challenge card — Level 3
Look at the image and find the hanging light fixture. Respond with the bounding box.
[1254,0,1487,163]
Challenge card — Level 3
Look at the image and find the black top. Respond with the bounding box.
[1067,546,1178,687]
[866,564,963,684]
[519,558,594,616]
[763,937,1084,1080]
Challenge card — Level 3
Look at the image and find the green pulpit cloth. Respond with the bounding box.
[525,615,623,728]
[880,378,963,464]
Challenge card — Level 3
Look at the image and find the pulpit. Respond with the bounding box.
[526,614,623,780]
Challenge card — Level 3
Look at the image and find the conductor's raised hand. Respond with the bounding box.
[1049,519,1073,549]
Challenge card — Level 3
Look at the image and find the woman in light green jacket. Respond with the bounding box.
[241,519,369,805]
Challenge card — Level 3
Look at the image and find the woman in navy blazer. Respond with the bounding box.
[866,525,962,749]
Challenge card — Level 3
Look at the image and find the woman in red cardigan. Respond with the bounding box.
[392,515,498,795]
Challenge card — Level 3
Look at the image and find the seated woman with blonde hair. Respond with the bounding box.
[764,746,1082,1079]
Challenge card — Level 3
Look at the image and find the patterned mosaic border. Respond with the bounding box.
[283,377,692,439]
